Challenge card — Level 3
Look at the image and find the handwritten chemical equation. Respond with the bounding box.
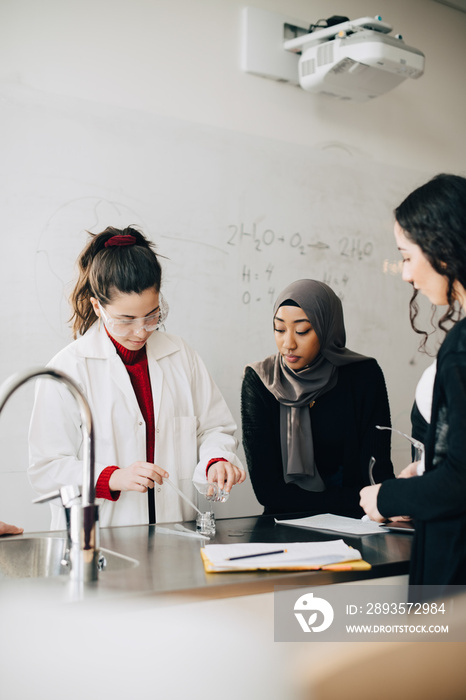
[240,263,349,305]
[227,222,374,261]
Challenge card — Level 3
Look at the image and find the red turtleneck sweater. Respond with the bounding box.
[95,336,154,500]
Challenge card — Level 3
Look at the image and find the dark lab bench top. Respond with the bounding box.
[96,514,411,601]
[0,514,411,603]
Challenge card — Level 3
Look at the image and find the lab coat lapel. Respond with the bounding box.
[108,353,139,408]
[77,324,141,410]
[147,356,163,422]
[77,325,182,417]
[145,332,181,422]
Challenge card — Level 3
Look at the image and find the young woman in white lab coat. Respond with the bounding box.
[29,227,245,530]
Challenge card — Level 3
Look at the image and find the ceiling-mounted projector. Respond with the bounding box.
[242,9,425,102]
[284,16,425,101]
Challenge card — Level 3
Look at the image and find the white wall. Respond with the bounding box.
[2,0,465,171]
[0,0,465,531]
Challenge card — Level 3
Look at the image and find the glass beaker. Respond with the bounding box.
[197,482,229,503]
[196,511,216,537]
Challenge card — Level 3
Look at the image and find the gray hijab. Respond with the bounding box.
[250,279,369,491]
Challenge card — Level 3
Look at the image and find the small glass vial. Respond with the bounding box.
[196,511,216,537]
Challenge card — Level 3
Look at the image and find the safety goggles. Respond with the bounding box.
[97,294,169,337]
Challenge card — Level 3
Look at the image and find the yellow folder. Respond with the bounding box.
[200,548,371,573]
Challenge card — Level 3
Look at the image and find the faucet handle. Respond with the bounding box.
[33,484,81,507]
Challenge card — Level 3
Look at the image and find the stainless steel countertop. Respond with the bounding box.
[0,514,411,603]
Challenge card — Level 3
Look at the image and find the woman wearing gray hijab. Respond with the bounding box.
[241,279,394,517]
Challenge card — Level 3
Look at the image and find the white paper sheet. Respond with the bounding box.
[274,513,384,536]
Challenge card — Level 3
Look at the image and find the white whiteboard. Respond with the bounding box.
[0,84,433,528]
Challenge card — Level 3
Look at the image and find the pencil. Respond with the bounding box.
[227,549,287,561]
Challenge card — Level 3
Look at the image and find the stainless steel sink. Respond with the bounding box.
[0,537,138,579]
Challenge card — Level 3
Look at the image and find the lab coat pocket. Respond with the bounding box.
[174,416,198,479]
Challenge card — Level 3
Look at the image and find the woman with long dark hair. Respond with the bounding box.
[360,173,466,588]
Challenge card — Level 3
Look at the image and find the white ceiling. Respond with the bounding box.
[431,0,466,13]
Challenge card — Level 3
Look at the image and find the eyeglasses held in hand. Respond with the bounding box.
[375,425,424,453]
[368,456,377,485]
[369,426,425,486]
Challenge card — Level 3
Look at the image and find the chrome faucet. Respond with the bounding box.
[0,367,99,583]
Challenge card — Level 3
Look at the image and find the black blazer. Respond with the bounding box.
[379,318,466,587]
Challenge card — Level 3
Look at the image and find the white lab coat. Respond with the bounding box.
[28,324,245,529]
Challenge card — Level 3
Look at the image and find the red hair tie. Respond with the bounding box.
[105,234,137,248]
